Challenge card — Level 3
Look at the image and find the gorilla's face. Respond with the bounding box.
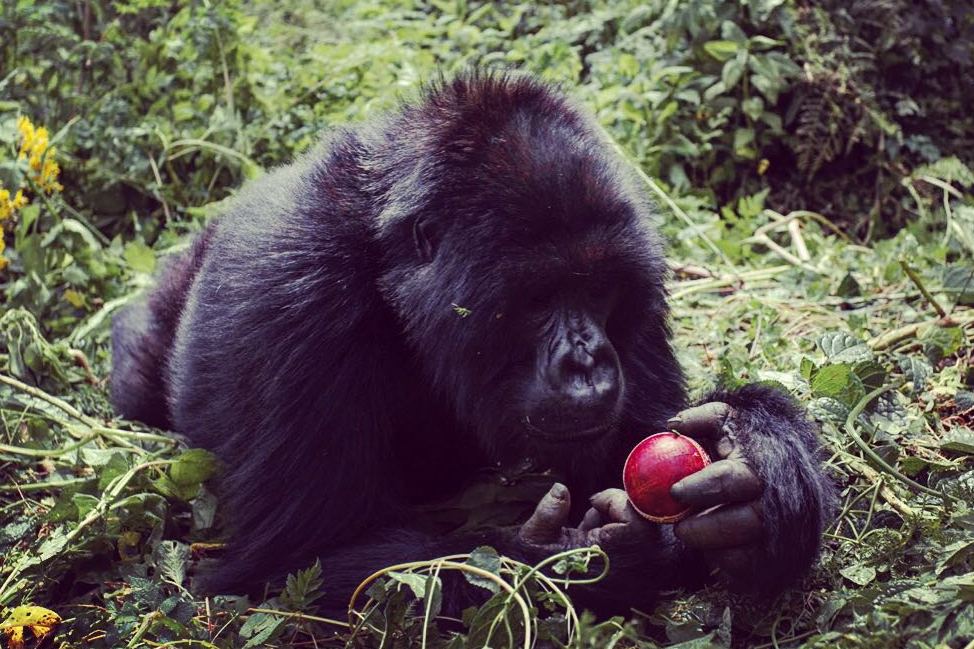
[379,97,668,459]
[391,204,664,459]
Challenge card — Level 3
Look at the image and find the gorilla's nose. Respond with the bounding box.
[549,332,621,411]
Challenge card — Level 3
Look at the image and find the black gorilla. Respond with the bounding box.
[111,72,835,612]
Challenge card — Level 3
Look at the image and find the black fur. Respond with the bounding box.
[110,72,833,612]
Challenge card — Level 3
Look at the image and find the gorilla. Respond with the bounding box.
[111,72,835,612]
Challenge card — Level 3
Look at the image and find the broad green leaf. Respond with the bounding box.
[721,50,747,89]
[124,241,157,274]
[702,40,739,62]
[811,364,865,408]
[388,571,429,599]
[464,545,502,593]
[840,563,877,586]
[898,356,932,390]
[742,97,764,121]
[818,332,873,364]
[170,448,218,487]
[808,397,850,423]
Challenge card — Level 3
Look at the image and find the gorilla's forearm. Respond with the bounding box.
[701,384,837,592]
[223,523,703,617]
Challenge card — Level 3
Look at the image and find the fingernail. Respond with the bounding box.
[550,483,568,498]
[667,416,682,428]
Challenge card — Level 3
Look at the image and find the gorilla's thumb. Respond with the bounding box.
[519,483,571,545]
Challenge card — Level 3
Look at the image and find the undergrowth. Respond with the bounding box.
[1,1,972,647]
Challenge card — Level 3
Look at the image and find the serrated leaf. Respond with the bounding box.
[464,546,502,594]
[898,356,933,390]
[811,364,865,408]
[818,332,873,363]
[170,449,218,487]
[387,571,428,599]
[853,360,887,390]
[155,540,190,587]
[282,560,323,610]
[808,397,850,423]
[123,241,156,274]
[799,356,816,380]
[239,612,283,649]
[942,428,974,455]
[942,265,974,304]
[836,273,862,297]
[465,592,521,649]
[840,563,877,586]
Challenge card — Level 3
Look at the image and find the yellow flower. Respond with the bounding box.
[0,187,28,221]
[39,157,62,193]
[16,116,61,194]
[17,116,35,159]
[0,235,7,270]
[0,189,11,221]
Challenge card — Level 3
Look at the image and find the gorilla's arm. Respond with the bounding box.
[669,384,837,593]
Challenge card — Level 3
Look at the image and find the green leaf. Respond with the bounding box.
[282,560,323,610]
[818,332,873,364]
[464,545,502,594]
[170,448,218,487]
[124,241,157,274]
[239,612,283,649]
[742,97,764,121]
[155,540,190,587]
[733,128,755,158]
[836,273,862,297]
[808,397,850,423]
[840,563,877,586]
[749,35,783,51]
[721,50,747,89]
[898,356,932,390]
[799,356,815,380]
[943,264,974,304]
[853,360,887,390]
[942,428,974,455]
[387,571,429,599]
[702,40,739,62]
[811,364,865,408]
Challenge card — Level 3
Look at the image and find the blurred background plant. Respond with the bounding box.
[0,1,972,647]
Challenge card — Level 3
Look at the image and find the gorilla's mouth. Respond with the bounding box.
[521,417,613,443]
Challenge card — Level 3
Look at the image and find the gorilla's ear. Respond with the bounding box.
[413,215,438,263]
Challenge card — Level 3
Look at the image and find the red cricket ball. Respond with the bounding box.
[622,432,712,523]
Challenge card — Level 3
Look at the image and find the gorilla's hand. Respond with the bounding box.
[517,483,653,553]
[667,386,836,593]
[666,402,766,582]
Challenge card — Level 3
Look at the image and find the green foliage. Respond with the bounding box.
[1,0,973,647]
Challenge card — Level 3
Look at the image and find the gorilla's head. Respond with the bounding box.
[377,74,672,459]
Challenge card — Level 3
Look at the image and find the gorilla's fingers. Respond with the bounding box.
[520,483,572,544]
[589,489,636,523]
[578,507,602,532]
[590,522,631,547]
[670,459,763,509]
[673,502,763,550]
[667,402,735,439]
